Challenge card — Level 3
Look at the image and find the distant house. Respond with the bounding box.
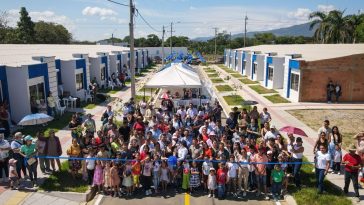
[224,44,364,102]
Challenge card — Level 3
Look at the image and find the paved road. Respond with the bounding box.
[99,192,285,205]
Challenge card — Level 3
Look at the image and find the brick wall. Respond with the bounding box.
[300,54,364,102]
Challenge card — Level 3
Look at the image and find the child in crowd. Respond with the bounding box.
[152,155,161,193]
[226,155,238,197]
[9,159,19,190]
[271,164,284,201]
[175,160,183,192]
[202,156,213,192]
[85,149,95,186]
[216,163,227,199]
[182,160,190,191]
[207,167,216,198]
[110,161,121,197]
[189,161,200,194]
[142,155,153,196]
[160,160,170,192]
[132,154,142,191]
[333,144,342,174]
[103,161,112,195]
[123,169,133,196]
[93,160,104,193]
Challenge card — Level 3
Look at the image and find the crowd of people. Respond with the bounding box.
[0,96,363,202]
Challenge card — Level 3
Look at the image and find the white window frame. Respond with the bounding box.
[268,66,274,81]
[75,70,84,91]
[290,72,300,91]
[27,76,46,102]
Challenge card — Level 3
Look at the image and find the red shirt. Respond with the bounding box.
[202,133,209,142]
[343,153,362,173]
[217,168,227,185]
[133,122,145,132]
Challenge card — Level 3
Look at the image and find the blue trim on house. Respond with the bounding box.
[251,54,257,79]
[241,52,245,74]
[28,63,50,114]
[128,52,130,68]
[55,59,62,85]
[101,56,108,79]
[265,57,273,87]
[223,49,226,64]
[229,50,232,68]
[286,59,300,98]
[117,54,122,72]
[76,58,87,89]
[0,66,10,109]
[234,51,238,70]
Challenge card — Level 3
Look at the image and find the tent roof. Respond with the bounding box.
[145,63,202,88]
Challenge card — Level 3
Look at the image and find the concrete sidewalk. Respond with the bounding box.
[211,64,364,204]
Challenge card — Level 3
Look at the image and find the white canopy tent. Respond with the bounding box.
[144,63,202,88]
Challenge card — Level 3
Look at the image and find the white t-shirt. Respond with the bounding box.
[264,131,279,140]
[202,161,212,176]
[334,150,342,163]
[86,155,96,170]
[315,151,331,169]
[0,140,10,160]
[260,112,271,124]
[227,162,238,178]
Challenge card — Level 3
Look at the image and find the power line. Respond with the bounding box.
[135,8,162,33]
[106,0,129,7]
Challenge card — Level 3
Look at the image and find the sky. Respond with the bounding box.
[2,0,364,41]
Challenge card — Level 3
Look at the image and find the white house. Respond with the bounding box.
[142,47,187,60]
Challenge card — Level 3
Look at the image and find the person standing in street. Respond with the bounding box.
[342,144,362,202]
[315,145,331,194]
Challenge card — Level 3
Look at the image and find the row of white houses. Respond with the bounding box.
[0,45,149,122]
[223,44,364,103]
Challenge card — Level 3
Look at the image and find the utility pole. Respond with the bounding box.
[229,32,232,48]
[244,14,248,47]
[170,22,173,56]
[129,0,136,98]
[162,25,165,66]
[213,27,218,62]
[111,33,114,45]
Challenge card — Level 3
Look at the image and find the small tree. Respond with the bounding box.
[17,7,35,43]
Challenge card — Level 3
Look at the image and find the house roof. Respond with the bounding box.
[0,44,133,67]
[234,44,364,61]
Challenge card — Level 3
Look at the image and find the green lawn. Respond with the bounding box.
[210,78,224,83]
[218,65,238,73]
[231,73,243,78]
[207,73,219,78]
[239,78,258,84]
[215,85,234,92]
[249,85,277,94]
[223,95,244,105]
[264,94,291,103]
[205,70,217,73]
[17,112,74,138]
[83,103,97,109]
[40,161,89,193]
[291,157,351,205]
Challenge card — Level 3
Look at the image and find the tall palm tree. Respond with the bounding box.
[309,11,329,43]
[346,13,364,43]
[325,10,350,43]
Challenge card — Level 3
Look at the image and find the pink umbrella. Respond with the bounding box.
[279,126,308,137]
[161,92,169,99]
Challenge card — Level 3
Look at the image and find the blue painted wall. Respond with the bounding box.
[265,57,273,87]
[241,52,245,74]
[286,59,300,98]
[101,56,108,80]
[76,58,88,89]
[55,59,62,85]
[0,66,9,107]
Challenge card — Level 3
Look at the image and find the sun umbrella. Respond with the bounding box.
[18,113,54,126]
[279,126,308,137]
[161,92,169,99]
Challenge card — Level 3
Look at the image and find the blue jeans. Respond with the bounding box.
[328,142,335,169]
[271,181,282,196]
[315,168,326,193]
[256,174,267,193]
[292,158,302,188]
[217,184,225,198]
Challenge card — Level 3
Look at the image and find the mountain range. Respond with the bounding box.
[193,22,315,42]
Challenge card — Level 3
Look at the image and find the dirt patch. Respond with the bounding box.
[287,109,364,149]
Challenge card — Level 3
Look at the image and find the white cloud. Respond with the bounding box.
[100,16,127,24]
[7,9,75,31]
[317,4,336,13]
[189,6,197,10]
[288,8,312,21]
[82,6,117,16]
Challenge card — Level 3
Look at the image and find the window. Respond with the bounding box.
[76,73,84,91]
[290,73,300,91]
[252,63,257,74]
[29,82,45,102]
[268,66,274,80]
[101,65,106,80]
